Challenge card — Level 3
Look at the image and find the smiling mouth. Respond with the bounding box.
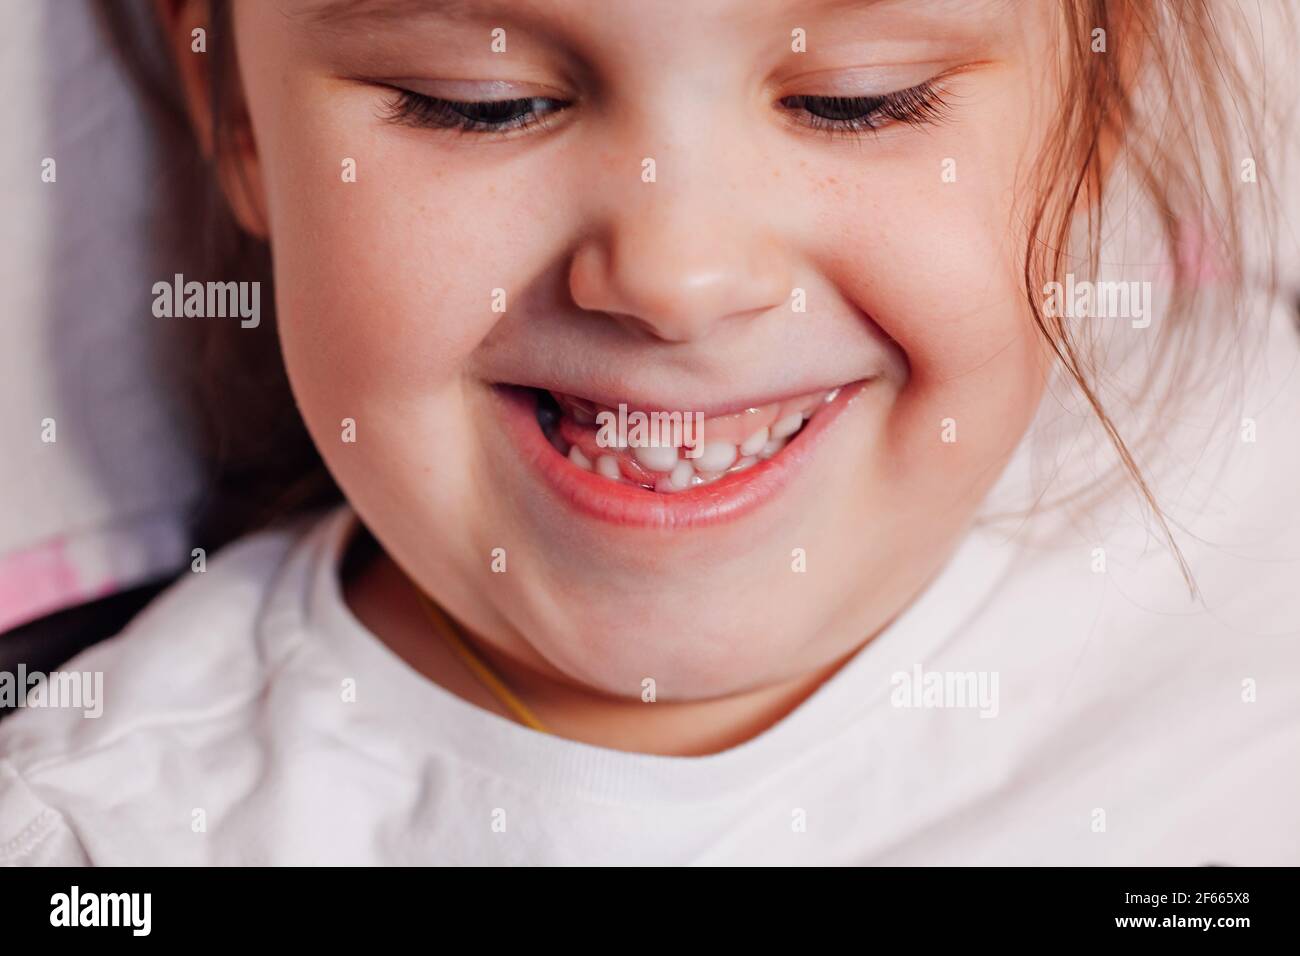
[524,385,844,494]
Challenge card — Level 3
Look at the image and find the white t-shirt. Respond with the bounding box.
[4,319,1300,865]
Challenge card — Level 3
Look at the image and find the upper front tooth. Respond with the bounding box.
[771,413,803,440]
[633,443,679,472]
[740,427,769,457]
[695,441,738,473]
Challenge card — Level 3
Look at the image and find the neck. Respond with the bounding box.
[343,545,852,757]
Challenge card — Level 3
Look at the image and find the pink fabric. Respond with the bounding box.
[0,538,116,632]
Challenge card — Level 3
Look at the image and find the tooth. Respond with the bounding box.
[595,455,622,481]
[760,438,786,459]
[771,414,803,440]
[740,427,769,457]
[695,441,737,473]
[668,459,694,490]
[731,456,757,472]
[657,472,694,493]
[568,446,592,470]
[633,443,679,473]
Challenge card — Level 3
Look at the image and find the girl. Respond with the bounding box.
[1,0,1297,864]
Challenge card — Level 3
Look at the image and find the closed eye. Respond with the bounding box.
[380,79,952,140]
[778,81,952,137]
[382,89,571,133]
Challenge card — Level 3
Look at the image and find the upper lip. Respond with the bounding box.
[499,377,867,419]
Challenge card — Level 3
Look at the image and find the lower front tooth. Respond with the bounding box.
[668,459,694,490]
[568,445,592,470]
[632,443,679,473]
[740,427,769,457]
[771,413,803,440]
[695,441,738,473]
[759,438,786,459]
[595,455,622,481]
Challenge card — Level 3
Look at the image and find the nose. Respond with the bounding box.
[568,180,793,344]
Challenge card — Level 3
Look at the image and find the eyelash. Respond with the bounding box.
[382,91,567,134]
[381,79,951,140]
[778,82,951,138]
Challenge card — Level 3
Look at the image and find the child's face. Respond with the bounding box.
[227,0,1056,697]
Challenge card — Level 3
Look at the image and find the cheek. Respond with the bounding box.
[264,125,508,394]
[813,139,1048,503]
[248,87,567,454]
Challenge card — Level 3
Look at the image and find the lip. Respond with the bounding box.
[491,380,869,529]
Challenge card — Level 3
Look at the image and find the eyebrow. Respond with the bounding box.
[298,0,1008,32]
[299,0,511,28]
[297,0,899,28]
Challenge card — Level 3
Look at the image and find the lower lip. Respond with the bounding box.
[491,381,868,529]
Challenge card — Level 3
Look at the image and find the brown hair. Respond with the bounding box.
[99,0,340,550]
[99,0,1284,583]
[1018,0,1283,592]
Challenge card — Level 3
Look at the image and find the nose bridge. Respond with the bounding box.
[568,132,792,342]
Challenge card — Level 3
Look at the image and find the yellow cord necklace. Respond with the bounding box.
[416,592,550,734]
